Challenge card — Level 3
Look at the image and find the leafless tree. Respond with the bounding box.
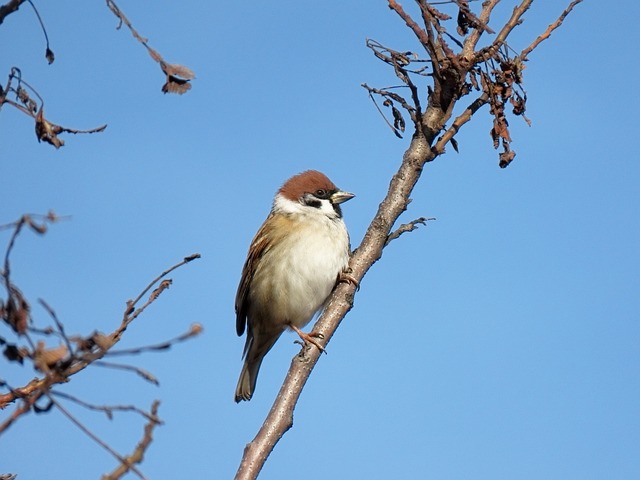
[235,1,583,479]
[0,213,202,480]
[1,1,197,478]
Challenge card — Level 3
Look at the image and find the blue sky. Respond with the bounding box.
[1,1,639,479]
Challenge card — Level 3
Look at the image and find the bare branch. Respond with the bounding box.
[0,0,26,25]
[236,1,585,477]
[113,253,201,343]
[105,0,195,94]
[521,0,584,60]
[0,69,107,148]
[48,393,149,480]
[51,391,162,423]
[25,0,54,63]
[386,217,436,246]
[106,323,203,357]
[93,361,160,385]
[102,401,161,480]
[0,250,201,410]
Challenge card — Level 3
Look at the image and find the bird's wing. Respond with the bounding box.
[235,213,278,337]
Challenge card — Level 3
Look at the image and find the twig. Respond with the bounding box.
[107,323,203,357]
[235,1,584,478]
[25,0,54,63]
[0,253,201,408]
[520,0,584,60]
[102,401,161,480]
[105,0,195,94]
[38,298,73,354]
[113,253,201,342]
[385,217,435,246]
[93,361,160,385]
[47,393,148,480]
[0,0,26,25]
[51,391,161,423]
[431,92,490,155]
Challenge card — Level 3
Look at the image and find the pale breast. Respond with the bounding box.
[249,214,350,329]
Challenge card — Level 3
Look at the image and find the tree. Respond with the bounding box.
[235,1,582,478]
[1,1,603,479]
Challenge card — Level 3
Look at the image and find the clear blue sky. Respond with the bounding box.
[1,1,639,479]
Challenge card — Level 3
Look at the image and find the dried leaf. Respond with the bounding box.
[3,344,27,364]
[391,105,405,133]
[34,341,69,370]
[35,108,65,148]
[162,63,195,80]
[92,332,114,351]
[45,48,55,65]
[510,91,527,116]
[162,76,192,95]
[457,8,470,36]
[451,137,459,153]
[5,294,29,334]
[33,400,54,413]
[499,149,516,168]
[189,323,204,336]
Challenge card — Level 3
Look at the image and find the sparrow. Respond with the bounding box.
[235,170,354,402]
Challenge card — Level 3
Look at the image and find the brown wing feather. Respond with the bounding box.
[235,213,277,336]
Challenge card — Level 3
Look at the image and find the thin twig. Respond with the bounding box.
[107,323,203,357]
[114,253,200,341]
[93,361,160,385]
[47,393,148,480]
[385,217,435,246]
[102,401,161,480]
[520,0,584,60]
[51,391,161,423]
[38,298,73,354]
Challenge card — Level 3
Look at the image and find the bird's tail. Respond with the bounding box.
[235,331,282,402]
[235,357,263,402]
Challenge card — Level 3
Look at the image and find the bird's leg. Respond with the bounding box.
[338,267,359,290]
[289,324,326,354]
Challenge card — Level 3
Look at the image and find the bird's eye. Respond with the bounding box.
[315,189,328,198]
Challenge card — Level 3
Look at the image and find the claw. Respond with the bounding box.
[338,268,359,291]
[289,324,327,354]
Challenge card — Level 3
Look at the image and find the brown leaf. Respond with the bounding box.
[161,62,196,80]
[35,108,65,148]
[451,137,459,153]
[3,344,28,364]
[5,294,29,334]
[45,48,55,65]
[457,9,470,36]
[34,341,69,370]
[189,323,204,336]
[499,149,516,168]
[391,105,405,133]
[162,76,192,95]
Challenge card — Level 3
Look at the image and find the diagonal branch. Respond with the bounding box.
[520,0,584,60]
[0,0,26,25]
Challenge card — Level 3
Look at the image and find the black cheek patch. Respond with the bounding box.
[303,197,322,209]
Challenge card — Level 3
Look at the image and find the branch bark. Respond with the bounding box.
[235,1,584,478]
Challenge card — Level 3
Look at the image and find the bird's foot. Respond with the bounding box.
[290,324,327,354]
[338,268,359,291]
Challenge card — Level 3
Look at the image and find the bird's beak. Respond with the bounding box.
[330,190,355,205]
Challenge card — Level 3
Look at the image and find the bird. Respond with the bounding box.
[234,170,354,402]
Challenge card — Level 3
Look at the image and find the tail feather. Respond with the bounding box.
[235,357,263,402]
[234,329,282,402]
